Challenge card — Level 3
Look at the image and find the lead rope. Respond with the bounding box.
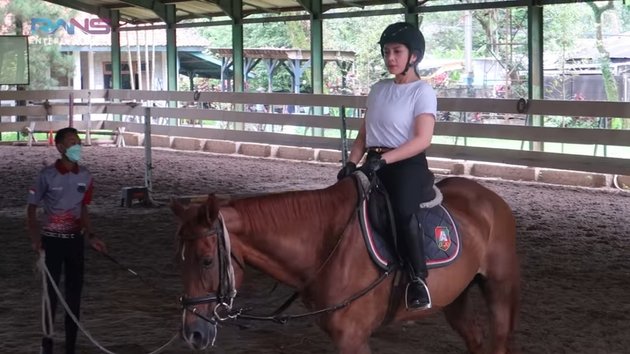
[37,251,178,354]
[40,251,54,340]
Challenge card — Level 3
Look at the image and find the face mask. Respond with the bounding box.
[65,144,82,163]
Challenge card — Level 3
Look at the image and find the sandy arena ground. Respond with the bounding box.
[0,145,628,354]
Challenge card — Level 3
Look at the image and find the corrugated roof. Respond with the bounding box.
[570,33,630,61]
[41,0,406,25]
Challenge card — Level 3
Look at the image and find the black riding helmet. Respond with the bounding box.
[378,22,426,75]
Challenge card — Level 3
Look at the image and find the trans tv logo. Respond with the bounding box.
[31,18,111,35]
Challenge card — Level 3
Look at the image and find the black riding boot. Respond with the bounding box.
[41,337,53,354]
[399,215,432,310]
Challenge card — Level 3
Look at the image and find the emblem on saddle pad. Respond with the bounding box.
[435,226,451,251]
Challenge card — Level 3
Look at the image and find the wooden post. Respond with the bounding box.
[68,93,74,128]
[86,91,92,145]
[340,105,348,166]
[143,106,155,205]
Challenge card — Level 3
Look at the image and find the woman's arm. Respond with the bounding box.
[347,120,367,165]
[381,113,435,164]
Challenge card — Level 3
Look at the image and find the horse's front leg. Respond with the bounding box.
[333,333,371,354]
[324,314,374,354]
[340,342,371,354]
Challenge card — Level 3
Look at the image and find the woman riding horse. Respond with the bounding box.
[173,21,520,354]
[172,175,520,354]
[338,22,437,310]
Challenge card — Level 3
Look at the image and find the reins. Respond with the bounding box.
[223,203,388,324]
[232,270,392,324]
[252,201,359,318]
[182,176,397,325]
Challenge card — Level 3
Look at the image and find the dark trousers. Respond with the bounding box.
[370,151,435,279]
[42,235,84,353]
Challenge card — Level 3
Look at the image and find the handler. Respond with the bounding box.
[27,127,107,354]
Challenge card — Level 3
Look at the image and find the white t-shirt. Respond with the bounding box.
[365,79,437,148]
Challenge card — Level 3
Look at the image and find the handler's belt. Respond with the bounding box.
[367,147,394,154]
[42,230,82,239]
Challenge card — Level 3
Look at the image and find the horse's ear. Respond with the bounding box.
[169,197,186,219]
[204,193,221,223]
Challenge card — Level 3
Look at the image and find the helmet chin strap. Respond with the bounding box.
[399,54,415,76]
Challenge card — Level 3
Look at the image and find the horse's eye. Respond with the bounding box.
[202,257,213,269]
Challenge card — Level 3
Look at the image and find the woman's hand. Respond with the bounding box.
[359,156,387,179]
[337,162,357,180]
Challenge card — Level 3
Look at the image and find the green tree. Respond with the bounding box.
[544,5,591,53]
[1,0,75,89]
[200,18,310,92]
[198,2,629,106]
[324,13,401,93]
[586,1,625,129]
[543,4,592,102]
[199,10,402,94]
[471,7,528,98]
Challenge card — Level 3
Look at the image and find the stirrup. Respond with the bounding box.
[404,278,432,311]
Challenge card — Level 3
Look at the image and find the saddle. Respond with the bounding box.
[353,172,461,271]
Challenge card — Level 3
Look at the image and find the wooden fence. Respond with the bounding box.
[1,89,629,175]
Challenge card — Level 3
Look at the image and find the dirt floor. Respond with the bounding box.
[0,145,628,354]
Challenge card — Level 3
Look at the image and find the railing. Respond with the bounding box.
[1,89,629,175]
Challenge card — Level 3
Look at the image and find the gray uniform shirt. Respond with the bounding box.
[27,160,93,233]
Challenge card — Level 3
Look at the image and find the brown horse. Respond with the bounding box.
[171,176,520,354]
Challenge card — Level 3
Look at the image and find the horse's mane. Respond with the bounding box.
[228,178,356,238]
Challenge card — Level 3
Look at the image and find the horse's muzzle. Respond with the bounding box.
[182,305,218,350]
[182,318,217,350]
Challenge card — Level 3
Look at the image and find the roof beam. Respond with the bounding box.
[296,0,312,12]
[335,0,364,9]
[44,0,111,20]
[217,0,242,21]
[118,0,168,21]
[177,8,213,21]
[403,0,428,7]
[244,1,281,15]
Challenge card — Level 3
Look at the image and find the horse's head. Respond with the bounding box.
[171,194,241,350]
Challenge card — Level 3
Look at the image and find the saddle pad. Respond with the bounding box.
[417,204,461,267]
[358,200,461,271]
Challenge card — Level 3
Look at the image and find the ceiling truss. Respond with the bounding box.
[41,0,609,26]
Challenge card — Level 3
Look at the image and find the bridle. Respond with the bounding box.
[179,212,242,326]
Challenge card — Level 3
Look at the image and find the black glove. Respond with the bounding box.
[337,161,357,180]
[359,156,387,179]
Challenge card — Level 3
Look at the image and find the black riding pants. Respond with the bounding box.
[42,235,84,353]
[371,151,435,215]
[370,151,435,278]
